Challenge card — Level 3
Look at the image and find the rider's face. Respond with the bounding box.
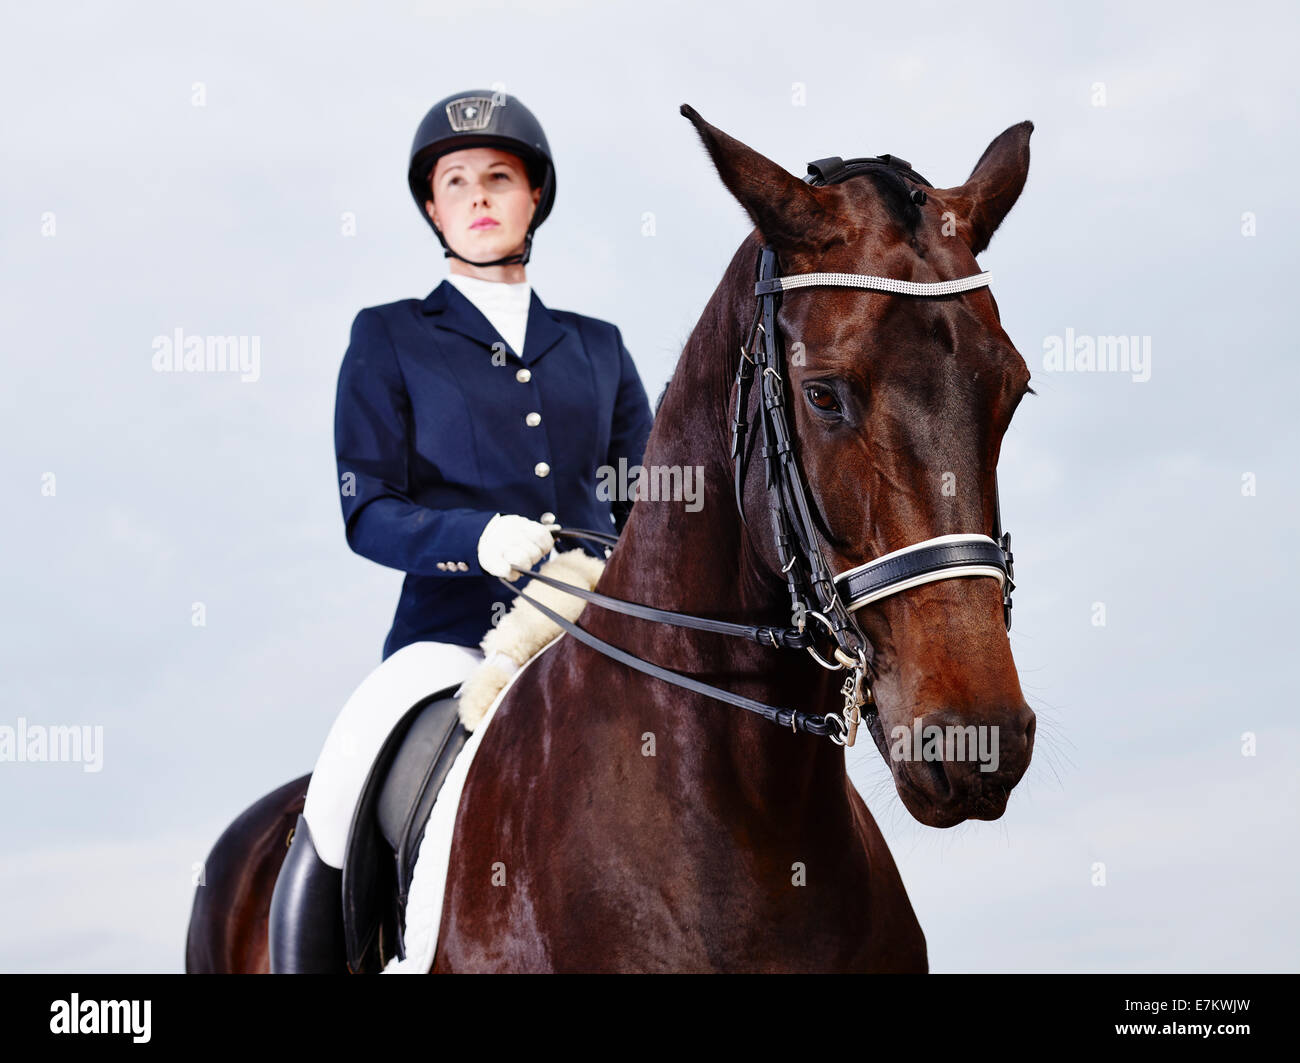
[426,147,540,262]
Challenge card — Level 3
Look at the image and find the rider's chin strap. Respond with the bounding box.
[432,225,534,268]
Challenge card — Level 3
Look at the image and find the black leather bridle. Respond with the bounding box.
[496,153,1015,746]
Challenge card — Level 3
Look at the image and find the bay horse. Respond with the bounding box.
[187,105,1036,973]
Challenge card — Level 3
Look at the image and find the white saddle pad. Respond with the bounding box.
[382,633,562,973]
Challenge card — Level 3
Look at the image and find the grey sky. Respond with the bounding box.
[2,0,1296,972]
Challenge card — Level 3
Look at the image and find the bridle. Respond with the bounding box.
[496,153,1015,747]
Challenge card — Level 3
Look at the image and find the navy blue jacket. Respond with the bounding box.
[335,279,653,660]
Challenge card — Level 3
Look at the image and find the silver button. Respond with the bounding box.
[525,411,541,427]
[534,462,550,478]
[540,512,556,525]
[516,368,531,383]
[456,561,469,571]
[436,562,448,570]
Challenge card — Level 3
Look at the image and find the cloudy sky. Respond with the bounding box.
[2,0,1296,972]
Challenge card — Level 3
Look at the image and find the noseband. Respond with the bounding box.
[497,153,1015,747]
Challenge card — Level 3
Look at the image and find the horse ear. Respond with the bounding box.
[680,104,828,251]
[934,121,1033,256]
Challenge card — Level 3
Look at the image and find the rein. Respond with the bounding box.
[493,153,1016,746]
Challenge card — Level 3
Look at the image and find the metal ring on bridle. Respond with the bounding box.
[803,611,848,671]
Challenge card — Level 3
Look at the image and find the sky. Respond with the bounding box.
[1,0,1296,973]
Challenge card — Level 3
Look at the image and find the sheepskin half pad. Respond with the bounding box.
[455,547,606,731]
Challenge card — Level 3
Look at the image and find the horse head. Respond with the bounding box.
[682,105,1036,828]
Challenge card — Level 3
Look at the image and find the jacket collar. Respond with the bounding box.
[419,279,566,367]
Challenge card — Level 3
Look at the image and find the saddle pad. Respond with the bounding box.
[382,633,563,973]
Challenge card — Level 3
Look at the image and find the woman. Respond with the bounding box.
[268,89,654,972]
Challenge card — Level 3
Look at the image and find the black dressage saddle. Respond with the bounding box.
[340,685,469,973]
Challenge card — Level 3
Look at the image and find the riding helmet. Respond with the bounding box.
[407,89,556,267]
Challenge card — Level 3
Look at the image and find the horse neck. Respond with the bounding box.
[580,236,850,820]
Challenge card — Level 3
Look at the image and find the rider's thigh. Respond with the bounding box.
[302,640,483,868]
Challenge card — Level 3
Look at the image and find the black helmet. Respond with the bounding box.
[407,89,556,267]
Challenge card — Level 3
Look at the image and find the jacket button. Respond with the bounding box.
[540,512,556,525]
[436,562,448,570]
[525,411,541,426]
[516,368,531,383]
[456,561,469,571]
[534,462,550,478]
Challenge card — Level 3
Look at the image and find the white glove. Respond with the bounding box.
[476,512,555,581]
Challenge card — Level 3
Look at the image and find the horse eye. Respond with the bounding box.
[805,383,841,413]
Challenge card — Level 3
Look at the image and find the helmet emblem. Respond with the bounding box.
[445,96,496,132]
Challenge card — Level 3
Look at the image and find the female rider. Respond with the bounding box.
[267,89,654,972]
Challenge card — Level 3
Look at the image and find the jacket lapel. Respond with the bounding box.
[518,291,567,366]
[420,281,566,366]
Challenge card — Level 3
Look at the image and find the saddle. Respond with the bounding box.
[340,684,468,973]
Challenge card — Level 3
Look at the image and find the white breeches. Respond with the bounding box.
[301,640,485,869]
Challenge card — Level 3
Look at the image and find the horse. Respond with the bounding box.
[187,104,1037,973]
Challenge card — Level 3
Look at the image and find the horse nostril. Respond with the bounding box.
[1020,707,1036,749]
[918,754,951,801]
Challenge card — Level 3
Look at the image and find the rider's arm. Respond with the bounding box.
[334,308,496,577]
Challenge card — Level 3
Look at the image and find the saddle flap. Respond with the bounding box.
[341,685,456,973]
[340,685,469,973]
[377,695,470,899]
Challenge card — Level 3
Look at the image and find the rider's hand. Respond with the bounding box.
[476,513,556,581]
